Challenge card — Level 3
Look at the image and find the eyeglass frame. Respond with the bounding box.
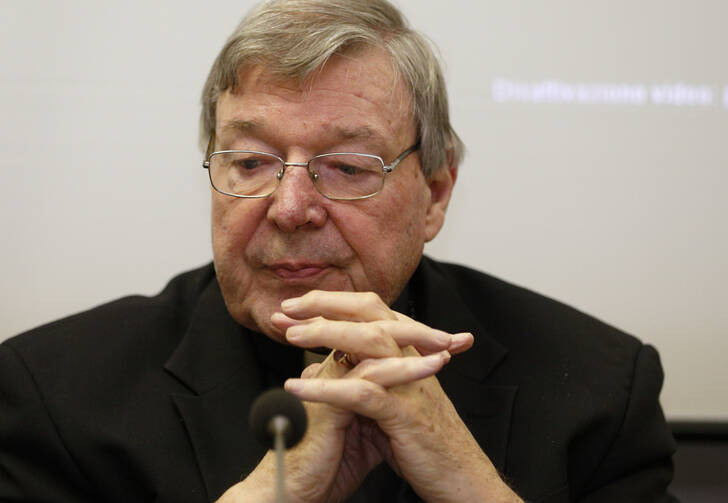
[202,131,420,201]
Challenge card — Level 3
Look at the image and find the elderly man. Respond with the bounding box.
[0,0,677,502]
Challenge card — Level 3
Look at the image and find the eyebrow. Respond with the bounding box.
[331,125,378,142]
[218,119,387,152]
[220,119,261,136]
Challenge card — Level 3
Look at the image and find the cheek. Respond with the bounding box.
[388,170,430,237]
[211,196,266,259]
[346,170,430,300]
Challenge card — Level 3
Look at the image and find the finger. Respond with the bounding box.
[285,318,459,358]
[286,318,401,358]
[284,377,395,423]
[276,300,473,356]
[346,351,451,388]
[270,312,322,332]
[448,332,474,355]
[287,352,450,398]
[374,320,454,355]
[394,311,473,356]
[281,290,397,322]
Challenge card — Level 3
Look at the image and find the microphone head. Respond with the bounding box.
[249,388,307,449]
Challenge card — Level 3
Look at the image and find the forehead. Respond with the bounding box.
[215,47,415,149]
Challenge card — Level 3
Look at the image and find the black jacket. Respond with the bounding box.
[0,257,677,502]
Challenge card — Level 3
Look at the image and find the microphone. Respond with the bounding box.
[249,388,308,503]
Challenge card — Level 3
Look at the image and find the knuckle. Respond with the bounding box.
[293,320,320,343]
[303,289,323,305]
[362,324,394,355]
[364,291,380,303]
[354,383,391,417]
[353,357,376,376]
[379,320,407,347]
[368,323,387,342]
[363,291,384,309]
[307,319,326,336]
[355,382,381,406]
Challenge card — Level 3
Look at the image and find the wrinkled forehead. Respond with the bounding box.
[215,46,417,150]
[227,46,413,124]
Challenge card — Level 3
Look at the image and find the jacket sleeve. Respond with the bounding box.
[0,342,95,502]
[575,344,679,503]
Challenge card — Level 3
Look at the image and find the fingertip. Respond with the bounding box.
[271,311,294,324]
[422,350,450,371]
[284,378,302,394]
[280,296,302,312]
[449,332,474,354]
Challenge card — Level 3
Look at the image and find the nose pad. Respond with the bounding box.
[276,165,319,188]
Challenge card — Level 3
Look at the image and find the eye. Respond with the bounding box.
[235,158,261,170]
[225,153,279,173]
[333,163,361,176]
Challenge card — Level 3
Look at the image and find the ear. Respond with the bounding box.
[424,153,458,242]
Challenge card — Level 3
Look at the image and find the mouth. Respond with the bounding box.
[267,261,333,280]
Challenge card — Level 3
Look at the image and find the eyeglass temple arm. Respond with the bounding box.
[202,131,216,169]
[384,142,420,173]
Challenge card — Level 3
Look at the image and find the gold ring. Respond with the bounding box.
[333,350,355,369]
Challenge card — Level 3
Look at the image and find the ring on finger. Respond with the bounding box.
[333,349,355,369]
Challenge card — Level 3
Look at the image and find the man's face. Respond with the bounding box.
[211,47,453,341]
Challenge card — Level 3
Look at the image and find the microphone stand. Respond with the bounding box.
[249,388,307,503]
[271,415,291,503]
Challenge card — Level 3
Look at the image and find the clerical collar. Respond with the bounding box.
[247,326,304,388]
[391,281,415,320]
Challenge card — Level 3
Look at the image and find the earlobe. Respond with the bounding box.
[424,160,457,242]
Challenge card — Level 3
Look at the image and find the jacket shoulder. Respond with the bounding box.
[4,263,216,370]
[425,257,643,355]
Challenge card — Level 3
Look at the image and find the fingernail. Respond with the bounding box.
[281,297,300,311]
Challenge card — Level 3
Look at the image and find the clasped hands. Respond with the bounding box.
[220,290,521,503]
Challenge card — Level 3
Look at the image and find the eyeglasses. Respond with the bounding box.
[202,135,419,201]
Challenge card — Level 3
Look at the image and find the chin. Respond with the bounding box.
[252,315,287,343]
[233,292,282,336]
[219,268,362,340]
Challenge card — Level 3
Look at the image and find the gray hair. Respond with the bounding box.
[200,0,464,178]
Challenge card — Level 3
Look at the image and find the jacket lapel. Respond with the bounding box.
[415,258,518,473]
[164,279,268,502]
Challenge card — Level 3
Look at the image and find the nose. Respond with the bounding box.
[266,163,328,232]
